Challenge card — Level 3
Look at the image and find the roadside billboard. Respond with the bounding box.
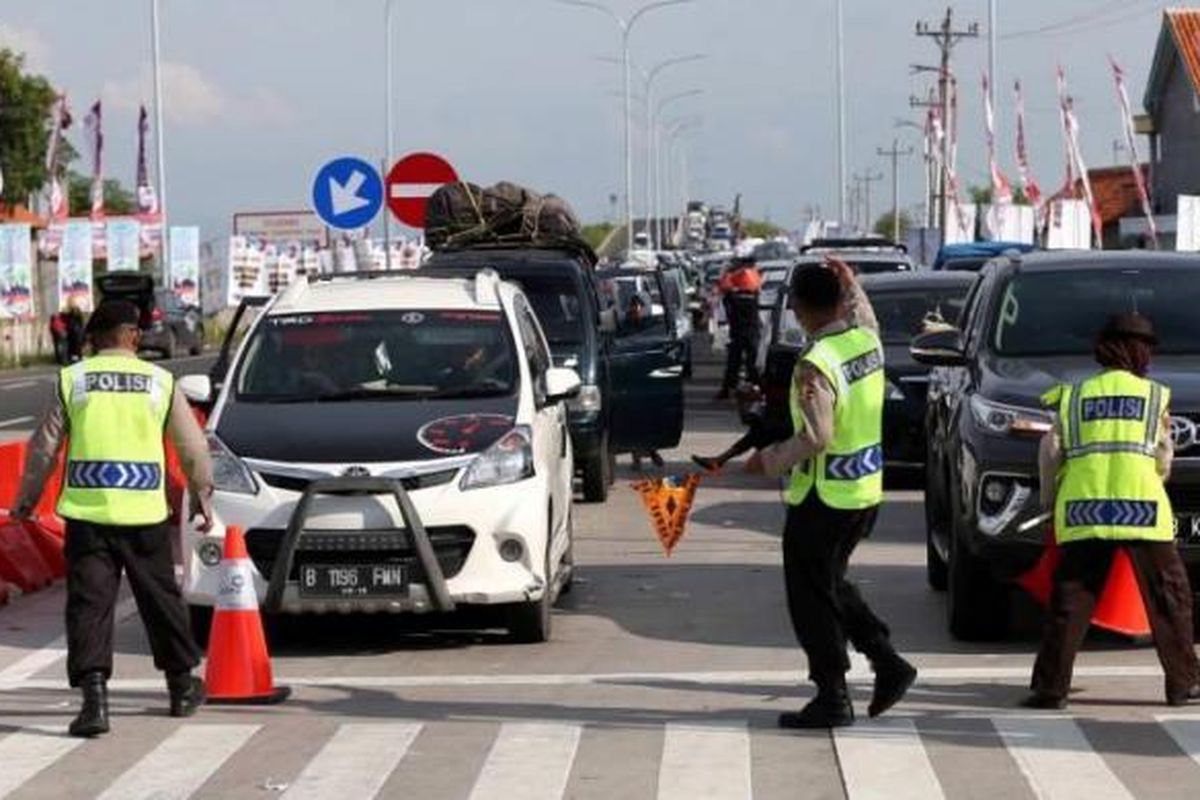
[233,210,329,249]
[59,221,95,312]
[0,224,34,319]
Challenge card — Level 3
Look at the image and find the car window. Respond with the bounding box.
[235,309,517,402]
[846,259,911,274]
[514,297,552,381]
[868,289,972,345]
[992,268,1200,356]
[505,274,586,347]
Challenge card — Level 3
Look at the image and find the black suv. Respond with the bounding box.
[914,251,1200,640]
[424,247,685,502]
[95,273,205,359]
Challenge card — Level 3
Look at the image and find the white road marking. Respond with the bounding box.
[0,416,34,429]
[0,726,84,798]
[96,724,260,800]
[0,598,136,689]
[6,664,1167,693]
[468,722,582,800]
[283,723,420,799]
[833,717,944,800]
[0,381,38,391]
[1157,714,1200,768]
[657,722,751,800]
[993,716,1134,799]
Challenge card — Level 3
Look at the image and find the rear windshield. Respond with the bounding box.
[993,269,1200,356]
[848,259,911,275]
[236,310,517,402]
[870,289,971,345]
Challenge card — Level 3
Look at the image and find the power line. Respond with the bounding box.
[1001,0,1164,40]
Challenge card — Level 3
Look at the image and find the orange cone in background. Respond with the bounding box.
[203,526,290,705]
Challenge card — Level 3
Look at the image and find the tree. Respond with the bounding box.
[0,49,58,206]
[740,219,783,239]
[67,172,136,216]
[580,222,615,251]
[873,210,914,240]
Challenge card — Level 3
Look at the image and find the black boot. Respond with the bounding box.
[778,685,855,729]
[1167,683,1200,707]
[69,672,110,738]
[167,672,207,718]
[869,654,918,718]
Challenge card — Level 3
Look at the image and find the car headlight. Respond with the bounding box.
[207,433,258,494]
[460,425,534,490]
[885,378,905,401]
[969,395,1054,436]
[568,385,602,413]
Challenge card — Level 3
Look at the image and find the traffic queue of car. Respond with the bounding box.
[172,237,691,644]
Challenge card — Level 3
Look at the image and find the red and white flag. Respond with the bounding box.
[983,72,1013,206]
[1056,67,1102,247]
[84,100,105,220]
[1110,57,1158,248]
[136,105,159,216]
[1013,80,1043,213]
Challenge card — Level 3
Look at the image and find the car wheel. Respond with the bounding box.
[925,449,948,592]
[559,509,576,596]
[506,517,553,644]
[189,323,204,356]
[581,435,611,503]
[947,484,1010,641]
[188,604,213,649]
[162,330,178,360]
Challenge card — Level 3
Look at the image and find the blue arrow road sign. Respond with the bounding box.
[311,157,384,230]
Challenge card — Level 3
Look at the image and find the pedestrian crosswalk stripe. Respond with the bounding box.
[832,717,944,800]
[282,722,421,799]
[0,727,84,799]
[993,716,1134,800]
[96,723,260,800]
[468,722,582,800]
[657,722,752,800]
[1157,715,1200,768]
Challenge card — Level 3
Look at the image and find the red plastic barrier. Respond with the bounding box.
[0,575,11,605]
[0,441,28,511]
[0,518,54,592]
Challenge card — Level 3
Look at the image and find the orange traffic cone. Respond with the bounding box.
[203,526,290,705]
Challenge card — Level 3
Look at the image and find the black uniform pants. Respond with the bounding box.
[722,334,760,391]
[783,494,894,693]
[65,519,200,687]
[1031,539,1200,702]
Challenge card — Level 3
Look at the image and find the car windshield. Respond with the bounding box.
[236,310,517,402]
[509,275,586,346]
[993,269,1200,356]
[870,289,971,345]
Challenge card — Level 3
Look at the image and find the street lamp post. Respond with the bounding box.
[383,0,399,270]
[661,117,701,247]
[835,0,847,227]
[150,0,168,284]
[643,55,705,248]
[553,0,696,252]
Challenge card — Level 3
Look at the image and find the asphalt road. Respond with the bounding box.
[1,351,1199,799]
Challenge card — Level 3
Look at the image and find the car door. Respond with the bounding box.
[512,297,571,566]
[207,295,271,408]
[607,271,685,454]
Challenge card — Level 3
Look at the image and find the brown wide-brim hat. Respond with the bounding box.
[1100,312,1158,346]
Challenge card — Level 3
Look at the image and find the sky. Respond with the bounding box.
[0,1,1180,242]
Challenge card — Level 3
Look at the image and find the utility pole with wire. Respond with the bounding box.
[853,170,884,234]
[878,140,914,242]
[916,7,979,243]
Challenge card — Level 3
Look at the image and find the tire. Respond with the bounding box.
[189,323,204,356]
[162,330,177,361]
[559,510,576,596]
[581,435,611,503]
[188,604,213,649]
[925,449,948,592]
[947,485,1010,641]
[506,516,554,643]
[926,530,948,591]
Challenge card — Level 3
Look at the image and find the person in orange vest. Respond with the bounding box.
[715,256,764,400]
[13,300,215,737]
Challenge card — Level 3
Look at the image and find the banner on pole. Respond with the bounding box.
[106,218,141,271]
[227,236,266,306]
[1176,196,1200,252]
[1046,200,1093,250]
[0,225,35,320]
[943,203,977,245]
[981,205,1035,244]
[59,221,94,312]
[169,225,200,306]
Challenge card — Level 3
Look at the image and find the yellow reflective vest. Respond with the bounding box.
[1044,369,1173,544]
[57,355,173,526]
[785,326,885,510]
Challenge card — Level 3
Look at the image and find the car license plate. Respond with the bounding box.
[298,564,408,598]
[1173,515,1200,543]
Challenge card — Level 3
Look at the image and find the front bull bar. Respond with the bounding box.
[263,476,456,614]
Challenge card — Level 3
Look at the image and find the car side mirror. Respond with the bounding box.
[178,374,213,405]
[544,367,582,404]
[910,328,967,367]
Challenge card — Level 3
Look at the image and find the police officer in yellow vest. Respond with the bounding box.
[1025,312,1200,709]
[14,300,216,737]
[747,260,915,729]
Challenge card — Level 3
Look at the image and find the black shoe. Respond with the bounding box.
[1019,692,1067,710]
[69,673,110,738]
[167,673,207,718]
[1168,684,1200,707]
[778,693,855,729]
[869,656,917,718]
[691,455,722,473]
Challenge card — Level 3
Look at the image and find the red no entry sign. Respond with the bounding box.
[386,152,459,228]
